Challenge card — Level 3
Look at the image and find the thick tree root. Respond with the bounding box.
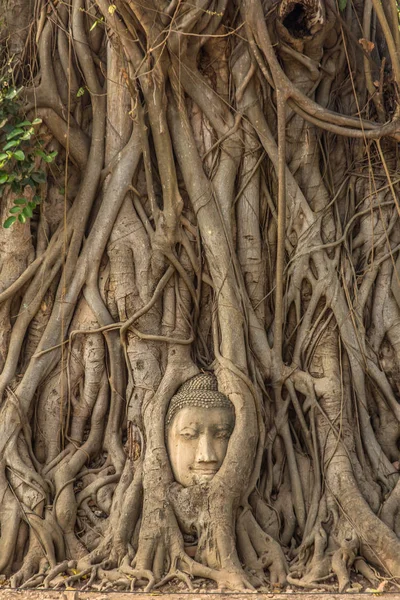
[154,570,194,590]
[44,560,76,588]
[1,0,400,595]
[237,508,288,586]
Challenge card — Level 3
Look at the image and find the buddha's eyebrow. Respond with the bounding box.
[179,425,198,431]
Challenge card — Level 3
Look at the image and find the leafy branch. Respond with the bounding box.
[0,80,57,228]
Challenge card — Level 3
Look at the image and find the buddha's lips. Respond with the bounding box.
[191,467,219,474]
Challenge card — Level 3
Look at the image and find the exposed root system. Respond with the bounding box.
[0,0,399,593]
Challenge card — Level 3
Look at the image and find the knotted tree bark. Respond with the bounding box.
[0,0,399,592]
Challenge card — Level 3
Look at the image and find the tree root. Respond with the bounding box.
[2,0,400,595]
[118,557,156,592]
[19,567,47,590]
[154,569,194,590]
[288,514,362,593]
[354,558,380,588]
[286,574,336,590]
[71,540,259,592]
[237,508,288,586]
[332,547,356,593]
[43,560,76,588]
[10,538,46,589]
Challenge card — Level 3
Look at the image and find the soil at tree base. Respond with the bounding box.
[0,570,399,598]
[0,592,399,600]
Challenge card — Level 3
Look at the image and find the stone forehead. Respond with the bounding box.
[166,373,234,426]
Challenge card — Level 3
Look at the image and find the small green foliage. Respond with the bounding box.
[3,215,16,228]
[13,150,25,161]
[338,0,347,10]
[3,139,19,151]
[31,171,46,184]
[0,79,57,228]
[35,149,58,163]
[23,205,33,218]
[6,128,24,140]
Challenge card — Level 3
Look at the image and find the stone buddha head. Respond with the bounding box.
[166,373,235,487]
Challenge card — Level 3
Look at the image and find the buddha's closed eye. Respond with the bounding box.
[179,429,198,440]
[214,430,231,439]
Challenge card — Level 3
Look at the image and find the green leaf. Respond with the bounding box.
[6,127,23,140]
[31,117,42,126]
[76,87,86,98]
[339,0,347,10]
[13,150,25,161]
[41,150,57,163]
[14,198,26,205]
[20,128,33,140]
[0,153,8,161]
[3,139,19,151]
[33,195,41,204]
[5,88,18,100]
[9,206,21,214]
[0,173,7,184]
[3,216,16,228]
[31,171,46,184]
[23,205,33,218]
[16,120,31,127]
[28,201,36,209]
[18,213,26,224]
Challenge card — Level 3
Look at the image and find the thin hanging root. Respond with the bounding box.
[154,569,194,590]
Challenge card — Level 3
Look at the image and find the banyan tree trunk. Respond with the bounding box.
[0,0,399,592]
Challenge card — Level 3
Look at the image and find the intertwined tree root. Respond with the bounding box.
[0,0,399,592]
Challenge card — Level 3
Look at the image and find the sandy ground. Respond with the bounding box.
[0,592,399,600]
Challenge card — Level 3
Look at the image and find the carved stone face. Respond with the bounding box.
[166,405,234,487]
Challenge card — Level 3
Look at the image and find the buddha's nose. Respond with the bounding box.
[196,433,218,463]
